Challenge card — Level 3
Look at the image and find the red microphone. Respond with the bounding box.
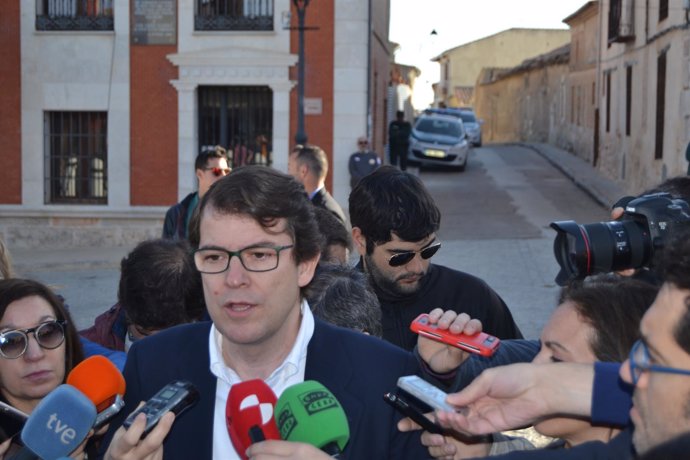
[66,355,126,428]
[226,379,281,459]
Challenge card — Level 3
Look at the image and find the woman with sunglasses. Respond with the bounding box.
[0,278,87,457]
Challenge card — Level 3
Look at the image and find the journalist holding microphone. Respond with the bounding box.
[0,278,99,459]
[101,166,431,459]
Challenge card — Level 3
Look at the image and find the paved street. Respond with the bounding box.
[10,143,615,339]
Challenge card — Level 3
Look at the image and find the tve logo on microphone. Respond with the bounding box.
[46,413,79,444]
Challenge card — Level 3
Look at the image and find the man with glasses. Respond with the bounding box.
[162,146,230,240]
[423,231,690,459]
[348,136,381,189]
[101,166,429,459]
[349,165,522,351]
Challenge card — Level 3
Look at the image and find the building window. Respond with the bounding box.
[198,86,273,168]
[36,0,114,31]
[625,67,632,137]
[45,111,108,204]
[659,0,669,21]
[195,0,273,31]
[608,0,634,43]
[655,51,667,160]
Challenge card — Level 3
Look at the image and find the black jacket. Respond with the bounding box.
[358,261,523,351]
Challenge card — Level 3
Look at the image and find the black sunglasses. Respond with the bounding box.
[0,320,67,359]
[387,242,441,267]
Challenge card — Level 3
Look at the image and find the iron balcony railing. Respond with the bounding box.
[36,0,114,31]
[195,0,274,31]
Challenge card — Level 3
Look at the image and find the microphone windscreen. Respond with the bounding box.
[20,384,96,460]
[275,380,350,454]
[226,379,281,459]
[67,355,126,411]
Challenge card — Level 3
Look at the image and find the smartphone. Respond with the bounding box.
[123,380,200,438]
[93,394,125,430]
[0,401,28,443]
[397,375,455,412]
[383,392,443,434]
[410,313,500,357]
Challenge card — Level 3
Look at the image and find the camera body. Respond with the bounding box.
[550,193,690,285]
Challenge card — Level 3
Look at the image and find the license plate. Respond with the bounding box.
[425,149,446,158]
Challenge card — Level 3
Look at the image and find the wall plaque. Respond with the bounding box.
[132,0,177,45]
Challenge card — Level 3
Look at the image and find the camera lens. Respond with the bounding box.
[550,219,651,286]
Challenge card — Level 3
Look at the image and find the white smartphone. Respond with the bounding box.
[397,375,455,412]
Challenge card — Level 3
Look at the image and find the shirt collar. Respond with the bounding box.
[208,299,315,393]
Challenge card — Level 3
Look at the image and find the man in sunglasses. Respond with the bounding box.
[349,165,522,351]
[162,146,230,240]
[422,230,690,459]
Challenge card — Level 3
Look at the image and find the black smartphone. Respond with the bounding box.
[383,392,443,434]
[123,380,200,438]
[0,401,28,443]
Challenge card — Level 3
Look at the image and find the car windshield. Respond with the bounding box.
[415,118,462,137]
[459,112,476,123]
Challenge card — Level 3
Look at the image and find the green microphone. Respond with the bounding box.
[275,380,350,457]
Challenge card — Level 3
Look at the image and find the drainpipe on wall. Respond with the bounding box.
[366,0,372,139]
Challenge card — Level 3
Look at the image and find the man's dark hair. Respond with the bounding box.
[304,263,382,337]
[195,165,323,265]
[559,274,658,362]
[349,165,441,254]
[194,146,226,171]
[291,145,328,180]
[118,238,205,331]
[643,176,690,202]
[657,230,690,354]
[313,206,351,259]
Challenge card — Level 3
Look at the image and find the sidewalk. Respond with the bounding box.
[519,142,626,209]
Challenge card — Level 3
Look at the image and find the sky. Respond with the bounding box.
[389,0,589,109]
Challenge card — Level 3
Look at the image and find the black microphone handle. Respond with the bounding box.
[321,441,342,458]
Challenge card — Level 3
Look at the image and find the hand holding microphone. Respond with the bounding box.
[10,384,97,460]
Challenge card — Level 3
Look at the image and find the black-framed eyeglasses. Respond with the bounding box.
[194,244,294,274]
[628,339,690,385]
[387,242,441,267]
[203,166,231,177]
[0,320,68,359]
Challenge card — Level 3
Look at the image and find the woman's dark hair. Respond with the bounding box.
[0,278,84,376]
[559,274,658,362]
[118,238,205,331]
[349,165,441,254]
[193,165,323,265]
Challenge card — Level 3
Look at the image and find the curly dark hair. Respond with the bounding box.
[118,238,205,331]
[193,165,323,266]
[657,231,690,354]
[559,274,658,362]
[0,279,84,377]
[348,165,441,254]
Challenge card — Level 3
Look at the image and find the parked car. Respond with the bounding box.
[407,114,470,171]
[423,107,482,146]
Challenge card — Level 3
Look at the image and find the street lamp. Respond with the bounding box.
[293,0,311,145]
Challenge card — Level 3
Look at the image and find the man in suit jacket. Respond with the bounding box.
[288,144,347,225]
[102,166,430,460]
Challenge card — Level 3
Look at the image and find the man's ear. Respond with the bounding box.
[352,227,367,257]
[195,168,204,183]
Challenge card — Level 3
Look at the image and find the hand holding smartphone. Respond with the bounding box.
[410,313,500,357]
[383,392,443,434]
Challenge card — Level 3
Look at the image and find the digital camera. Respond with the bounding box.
[550,193,690,286]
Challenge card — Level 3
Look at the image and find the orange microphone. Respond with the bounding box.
[66,355,126,428]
